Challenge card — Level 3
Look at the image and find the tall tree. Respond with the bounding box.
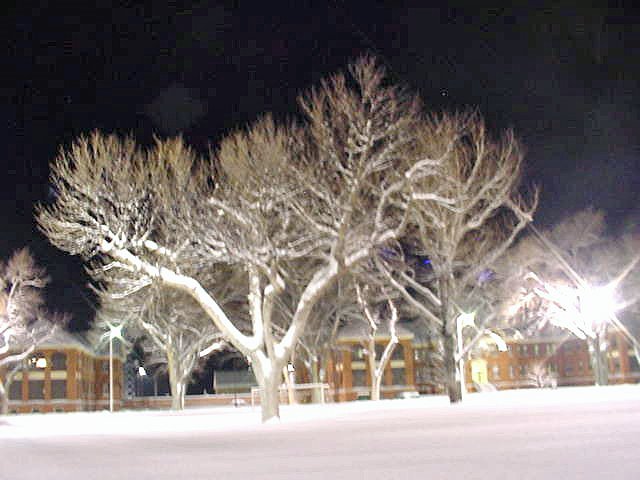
[38,58,451,421]
[0,248,64,414]
[380,112,537,403]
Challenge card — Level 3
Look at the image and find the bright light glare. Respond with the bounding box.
[457,312,476,329]
[138,366,147,376]
[35,357,47,368]
[579,285,618,328]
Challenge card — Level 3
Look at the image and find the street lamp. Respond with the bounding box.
[101,322,125,413]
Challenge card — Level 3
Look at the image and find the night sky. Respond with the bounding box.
[2,3,639,329]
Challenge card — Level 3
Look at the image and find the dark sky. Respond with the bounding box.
[2,3,639,329]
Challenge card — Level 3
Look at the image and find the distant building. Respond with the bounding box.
[0,329,124,414]
[326,322,421,402]
[324,323,640,400]
[465,329,640,391]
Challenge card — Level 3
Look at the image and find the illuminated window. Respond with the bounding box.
[29,356,47,370]
[491,365,500,379]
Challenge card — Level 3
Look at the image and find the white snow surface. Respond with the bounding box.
[1,385,639,479]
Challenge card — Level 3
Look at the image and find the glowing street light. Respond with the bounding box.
[578,285,618,333]
[100,322,125,413]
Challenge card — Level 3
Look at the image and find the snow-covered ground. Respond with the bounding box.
[2,385,639,479]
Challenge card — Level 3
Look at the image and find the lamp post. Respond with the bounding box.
[137,365,147,397]
[285,362,296,405]
[103,322,124,413]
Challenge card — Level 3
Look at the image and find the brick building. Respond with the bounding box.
[1,329,124,413]
[466,329,640,391]
[326,323,640,400]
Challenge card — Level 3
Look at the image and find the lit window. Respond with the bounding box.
[491,365,500,379]
[29,356,47,370]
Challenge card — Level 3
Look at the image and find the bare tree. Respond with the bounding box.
[133,288,223,410]
[38,58,451,421]
[354,282,399,401]
[95,262,247,410]
[282,279,360,403]
[380,112,537,403]
[0,248,64,414]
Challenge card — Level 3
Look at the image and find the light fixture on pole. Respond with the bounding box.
[100,322,125,413]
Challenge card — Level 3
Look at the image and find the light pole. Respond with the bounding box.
[103,322,125,413]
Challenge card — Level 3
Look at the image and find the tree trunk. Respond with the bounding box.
[0,382,8,416]
[310,356,323,404]
[441,275,462,403]
[372,371,383,402]
[170,380,186,410]
[592,333,609,386]
[366,338,378,401]
[282,366,295,405]
[167,350,186,410]
[443,333,462,403]
[259,371,281,422]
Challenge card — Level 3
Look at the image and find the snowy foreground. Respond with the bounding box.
[2,386,639,479]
